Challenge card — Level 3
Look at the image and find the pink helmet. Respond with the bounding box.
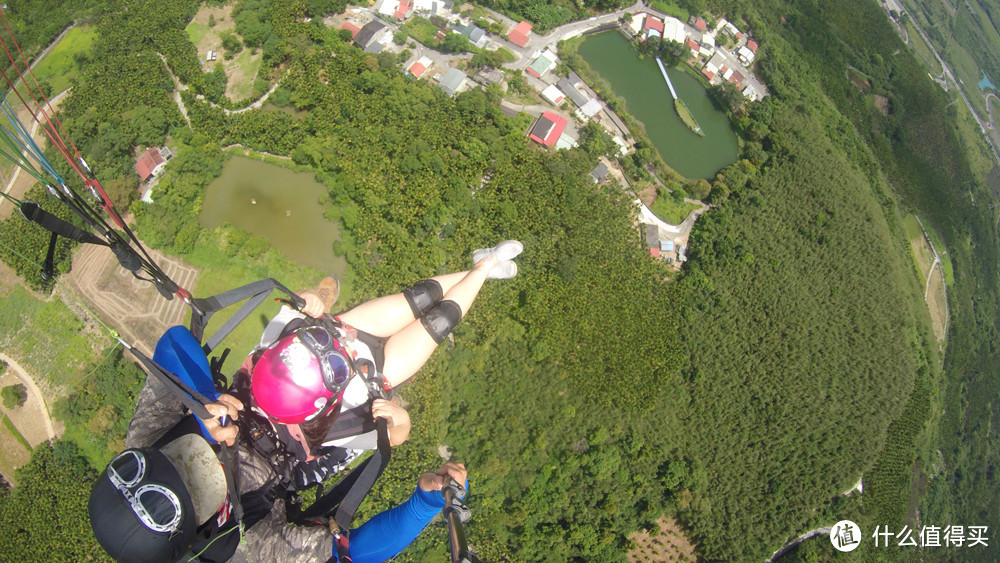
[250,327,353,424]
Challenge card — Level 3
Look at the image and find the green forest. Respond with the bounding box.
[1,0,998,561]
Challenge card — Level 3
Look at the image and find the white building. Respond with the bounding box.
[541,84,565,105]
[737,45,756,65]
[575,98,602,121]
[662,17,687,44]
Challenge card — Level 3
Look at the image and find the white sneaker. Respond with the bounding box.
[488,260,517,279]
[472,240,523,264]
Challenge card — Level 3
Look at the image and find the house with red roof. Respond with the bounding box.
[507,21,532,47]
[408,56,432,78]
[135,147,166,182]
[701,68,715,80]
[528,111,567,147]
[728,70,745,87]
[341,22,361,39]
[689,15,707,31]
[685,37,700,54]
[644,15,664,38]
[746,39,758,52]
[393,0,413,19]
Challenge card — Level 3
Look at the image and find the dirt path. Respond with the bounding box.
[0,352,57,444]
[914,215,950,345]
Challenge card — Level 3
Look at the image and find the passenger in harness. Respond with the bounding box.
[243,241,523,485]
[88,379,471,562]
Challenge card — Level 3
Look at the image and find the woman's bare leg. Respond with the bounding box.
[380,257,498,386]
[338,271,471,336]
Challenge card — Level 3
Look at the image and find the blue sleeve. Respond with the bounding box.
[341,481,468,563]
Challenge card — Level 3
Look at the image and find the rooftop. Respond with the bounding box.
[508,21,531,47]
[529,111,567,147]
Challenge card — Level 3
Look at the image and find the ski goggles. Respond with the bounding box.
[107,450,184,533]
[297,326,353,395]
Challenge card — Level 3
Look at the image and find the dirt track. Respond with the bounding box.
[0,352,56,445]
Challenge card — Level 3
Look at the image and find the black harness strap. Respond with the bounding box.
[286,418,391,527]
[187,278,304,348]
[19,200,108,246]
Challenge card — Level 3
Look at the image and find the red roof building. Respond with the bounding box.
[528,111,567,147]
[393,0,412,20]
[701,68,715,80]
[746,39,758,52]
[408,61,427,77]
[644,16,664,32]
[692,17,707,31]
[507,21,532,47]
[341,22,361,39]
[685,38,700,52]
[135,147,165,181]
[649,247,661,258]
[728,70,745,86]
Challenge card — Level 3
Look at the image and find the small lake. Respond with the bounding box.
[199,157,346,274]
[578,31,739,179]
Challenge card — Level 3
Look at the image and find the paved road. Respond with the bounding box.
[895,5,1000,164]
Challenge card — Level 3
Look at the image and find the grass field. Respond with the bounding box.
[650,194,700,225]
[952,98,997,184]
[903,20,943,76]
[186,4,263,104]
[402,17,442,47]
[225,47,263,102]
[903,213,935,279]
[0,286,102,391]
[13,25,96,99]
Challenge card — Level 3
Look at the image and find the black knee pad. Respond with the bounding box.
[420,300,462,344]
[403,279,444,317]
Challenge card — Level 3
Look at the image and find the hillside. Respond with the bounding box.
[0,0,997,561]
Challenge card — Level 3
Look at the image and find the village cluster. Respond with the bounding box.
[329,1,766,154]
[180,4,769,269]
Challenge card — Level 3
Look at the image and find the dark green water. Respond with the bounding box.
[199,157,346,274]
[578,32,739,179]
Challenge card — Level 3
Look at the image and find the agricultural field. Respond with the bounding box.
[18,25,96,97]
[628,517,697,563]
[0,420,30,486]
[0,285,104,392]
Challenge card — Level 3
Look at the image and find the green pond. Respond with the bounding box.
[199,157,346,274]
[578,31,739,179]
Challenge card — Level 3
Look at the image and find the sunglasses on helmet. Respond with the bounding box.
[107,450,184,534]
[297,326,353,395]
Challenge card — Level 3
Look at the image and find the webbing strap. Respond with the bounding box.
[288,418,391,528]
[187,278,304,346]
[19,200,107,246]
[333,418,391,531]
[123,343,213,420]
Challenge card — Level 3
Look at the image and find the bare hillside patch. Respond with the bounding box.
[628,516,697,562]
